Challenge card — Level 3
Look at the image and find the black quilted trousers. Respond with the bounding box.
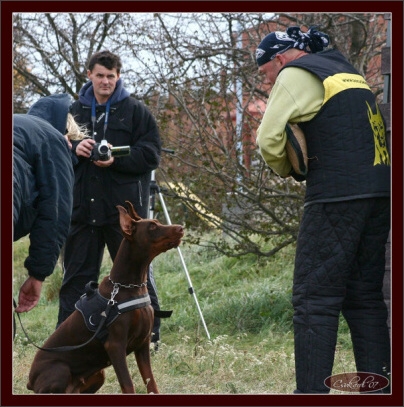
[292,198,390,393]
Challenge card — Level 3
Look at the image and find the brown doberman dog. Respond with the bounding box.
[27,201,184,394]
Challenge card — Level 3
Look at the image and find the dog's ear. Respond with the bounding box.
[125,200,142,221]
[117,205,136,239]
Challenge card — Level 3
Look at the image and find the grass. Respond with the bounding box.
[12,233,356,395]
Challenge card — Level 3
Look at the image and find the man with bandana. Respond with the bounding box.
[56,51,163,349]
[255,27,391,393]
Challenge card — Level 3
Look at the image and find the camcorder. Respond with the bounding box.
[90,139,131,162]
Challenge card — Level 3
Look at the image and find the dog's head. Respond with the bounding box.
[116,201,184,259]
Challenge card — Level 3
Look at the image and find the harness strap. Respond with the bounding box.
[117,295,151,312]
[13,281,173,353]
[75,288,152,343]
[13,299,113,353]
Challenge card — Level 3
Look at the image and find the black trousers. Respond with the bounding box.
[292,198,390,393]
[57,222,161,342]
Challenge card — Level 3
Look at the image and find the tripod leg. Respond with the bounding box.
[158,191,211,340]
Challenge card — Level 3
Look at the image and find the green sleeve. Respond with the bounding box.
[256,67,324,177]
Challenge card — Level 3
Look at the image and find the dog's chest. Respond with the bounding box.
[75,282,151,343]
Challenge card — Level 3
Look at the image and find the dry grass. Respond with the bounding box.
[13,327,356,395]
[12,235,357,395]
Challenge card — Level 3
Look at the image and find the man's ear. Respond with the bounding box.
[276,53,287,67]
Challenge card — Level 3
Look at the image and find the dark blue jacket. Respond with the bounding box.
[13,94,74,281]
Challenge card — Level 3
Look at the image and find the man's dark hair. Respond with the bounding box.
[88,50,122,73]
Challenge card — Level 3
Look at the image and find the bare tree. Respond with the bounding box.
[13,12,387,257]
[13,13,122,107]
[115,12,387,256]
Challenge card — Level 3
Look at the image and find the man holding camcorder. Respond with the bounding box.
[57,50,163,348]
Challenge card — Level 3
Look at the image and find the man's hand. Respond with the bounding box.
[76,139,115,166]
[93,156,115,167]
[15,276,43,313]
[76,138,96,158]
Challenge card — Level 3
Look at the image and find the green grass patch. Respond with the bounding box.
[12,235,356,394]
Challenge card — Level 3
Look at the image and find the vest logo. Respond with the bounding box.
[323,73,370,104]
[324,372,389,393]
[366,101,390,166]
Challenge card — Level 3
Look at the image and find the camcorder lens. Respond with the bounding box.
[99,144,109,154]
[90,140,130,161]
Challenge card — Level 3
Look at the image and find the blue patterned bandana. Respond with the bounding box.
[256,26,330,67]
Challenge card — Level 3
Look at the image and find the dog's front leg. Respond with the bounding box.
[105,341,135,393]
[135,345,159,394]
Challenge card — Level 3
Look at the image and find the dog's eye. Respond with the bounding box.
[149,223,157,231]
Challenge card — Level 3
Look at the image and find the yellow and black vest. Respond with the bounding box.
[283,49,390,205]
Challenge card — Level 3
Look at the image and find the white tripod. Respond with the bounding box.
[149,159,210,340]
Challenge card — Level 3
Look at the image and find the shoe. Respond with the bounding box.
[150,341,159,354]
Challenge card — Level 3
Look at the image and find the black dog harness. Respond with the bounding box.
[75,281,151,343]
[14,279,172,353]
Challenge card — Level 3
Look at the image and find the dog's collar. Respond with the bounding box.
[107,277,148,306]
[108,276,147,289]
